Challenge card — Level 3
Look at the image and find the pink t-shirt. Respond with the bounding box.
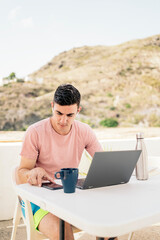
[20,118,102,177]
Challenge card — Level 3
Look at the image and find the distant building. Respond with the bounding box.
[24,76,32,82]
[0,78,3,86]
[24,76,43,84]
[2,78,16,85]
[36,77,43,84]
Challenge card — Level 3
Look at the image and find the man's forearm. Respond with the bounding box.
[16,168,30,184]
[16,165,55,186]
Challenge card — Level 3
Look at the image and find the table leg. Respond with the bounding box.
[59,219,65,240]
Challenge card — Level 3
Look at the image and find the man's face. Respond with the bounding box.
[51,103,81,135]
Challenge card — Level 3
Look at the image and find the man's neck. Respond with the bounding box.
[50,117,72,135]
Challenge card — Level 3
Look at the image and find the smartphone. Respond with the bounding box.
[42,182,63,190]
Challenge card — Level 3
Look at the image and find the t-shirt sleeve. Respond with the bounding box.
[84,125,103,157]
[20,126,39,160]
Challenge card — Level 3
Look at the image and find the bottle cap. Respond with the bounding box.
[136,132,144,139]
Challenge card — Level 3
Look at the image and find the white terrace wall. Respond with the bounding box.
[0,137,160,220]
[79,137,160,175]
[0,142,22,220]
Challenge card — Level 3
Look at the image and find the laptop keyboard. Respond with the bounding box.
[76,178,85,187]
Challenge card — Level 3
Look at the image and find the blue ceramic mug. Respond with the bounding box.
[55,168,78,193]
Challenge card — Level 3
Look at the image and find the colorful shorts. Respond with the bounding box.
[20,200,49,230]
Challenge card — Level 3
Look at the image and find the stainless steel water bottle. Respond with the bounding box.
[135,132,149,180]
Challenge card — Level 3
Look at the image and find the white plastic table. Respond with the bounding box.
[15,175,160,239]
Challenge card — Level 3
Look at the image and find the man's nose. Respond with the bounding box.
[60,115,67,124]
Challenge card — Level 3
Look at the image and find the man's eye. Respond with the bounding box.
[57,112,62,115]
[67,114,74,117]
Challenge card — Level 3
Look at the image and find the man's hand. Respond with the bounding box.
[26,167,55,187]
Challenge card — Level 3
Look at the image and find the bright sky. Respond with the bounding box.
[0,0,160,79]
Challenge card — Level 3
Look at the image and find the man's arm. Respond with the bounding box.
[85,126,103,157]
[16,156,54,186]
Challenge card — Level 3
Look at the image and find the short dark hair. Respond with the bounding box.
[54,84,81,107]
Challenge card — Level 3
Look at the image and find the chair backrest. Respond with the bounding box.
[12,165,18,188]
[11,165,48,240]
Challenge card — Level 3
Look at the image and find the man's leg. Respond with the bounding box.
[38,212,74,240]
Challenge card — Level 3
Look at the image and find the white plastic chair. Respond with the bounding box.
[11,166,48,240]
[128,232,134,240]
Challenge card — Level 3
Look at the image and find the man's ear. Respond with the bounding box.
[77,106,82,114]
[51,102,54,108]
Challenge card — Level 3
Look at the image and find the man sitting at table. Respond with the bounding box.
[16,84,118,240]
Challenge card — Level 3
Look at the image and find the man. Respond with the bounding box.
[17,84,117,240]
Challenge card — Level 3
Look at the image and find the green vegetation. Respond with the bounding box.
[1,34,160,130]
[3,72,16,81]
[8,72,16,79]
[110,106,116,111]
[80,118,95,128]
[126,67,132,72]
[3,83,10,87]
[100,118,119,127]
[118,69,126,76]
[20,125,29,131]
[107,93,113,97]
[3,72,25,83]
[125,103,131,109]
[17,78,25,83]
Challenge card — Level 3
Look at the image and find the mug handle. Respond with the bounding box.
[55,171,61,179]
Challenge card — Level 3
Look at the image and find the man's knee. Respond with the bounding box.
[38,213,59,240]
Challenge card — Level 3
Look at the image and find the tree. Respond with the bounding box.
[8,72,16,80]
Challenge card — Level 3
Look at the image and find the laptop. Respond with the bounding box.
[76,150,141,189]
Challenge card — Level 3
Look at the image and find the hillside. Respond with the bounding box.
[0,34,160,130]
